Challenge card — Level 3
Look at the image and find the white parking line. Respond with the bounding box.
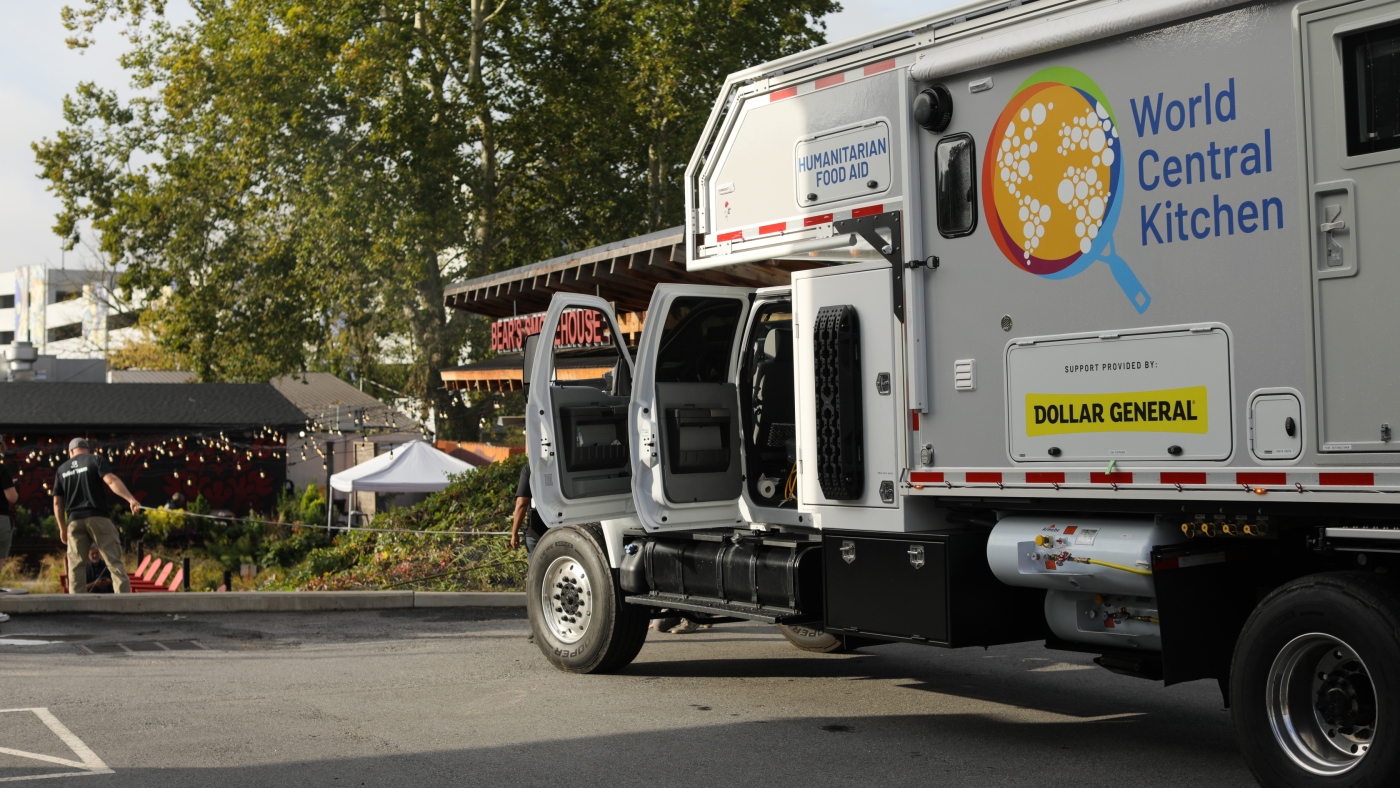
[0,707,112,781]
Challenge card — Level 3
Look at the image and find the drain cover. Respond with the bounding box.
[77,640,208,655]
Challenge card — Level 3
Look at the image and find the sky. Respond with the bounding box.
[0,0,957,274]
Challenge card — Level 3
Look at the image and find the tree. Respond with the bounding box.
[37,0,837,438]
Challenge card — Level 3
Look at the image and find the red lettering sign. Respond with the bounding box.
[489,310,614,353]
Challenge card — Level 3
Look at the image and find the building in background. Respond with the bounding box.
[0,266,143,359]
[0,383,308,515]
[269,372,423,490]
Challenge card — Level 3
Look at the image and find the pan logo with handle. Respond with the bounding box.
[982,67,1150,314]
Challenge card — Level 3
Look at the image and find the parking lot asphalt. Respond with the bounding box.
[0,609,1254,787]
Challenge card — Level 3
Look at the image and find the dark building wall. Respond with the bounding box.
[8,431,287,517]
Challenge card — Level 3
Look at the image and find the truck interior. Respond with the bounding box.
[739,300,797,509]
[650,296,745,504]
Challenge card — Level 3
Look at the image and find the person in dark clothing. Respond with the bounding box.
[510,464,548,557]
[54,438,140,594]
[0,436,16,621]
[0,435,18,566]
[511,463,550,643]
[85,545,113,594]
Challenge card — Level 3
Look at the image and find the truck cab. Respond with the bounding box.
[525,285,802,536]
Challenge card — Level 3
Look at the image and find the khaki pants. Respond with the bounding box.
[66,516,131,594]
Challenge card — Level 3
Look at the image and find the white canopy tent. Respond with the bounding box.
[327,440,474,526]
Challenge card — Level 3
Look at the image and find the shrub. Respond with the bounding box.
[298,483,326,525]
[188,494,211,515]
[144,508,187,541]
[11,505,36,537]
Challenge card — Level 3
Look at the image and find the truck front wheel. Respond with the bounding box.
[528,524,649,673]
[1231,571,1400,786]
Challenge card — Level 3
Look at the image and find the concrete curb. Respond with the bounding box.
[0,591,525,615]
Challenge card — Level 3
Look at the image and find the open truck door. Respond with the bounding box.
[525,294,636,526]
[629,285,753,531]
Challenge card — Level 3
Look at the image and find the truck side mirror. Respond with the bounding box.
[522,332,540,397]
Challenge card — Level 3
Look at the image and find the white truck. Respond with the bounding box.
[521,0,1400,783]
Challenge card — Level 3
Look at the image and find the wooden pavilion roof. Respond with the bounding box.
[443,227,825,319]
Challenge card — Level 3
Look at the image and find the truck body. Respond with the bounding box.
[521,1,1400,783]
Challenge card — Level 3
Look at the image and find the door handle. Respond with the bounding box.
[1320,204,1346,234]
[1320,205,1346,268]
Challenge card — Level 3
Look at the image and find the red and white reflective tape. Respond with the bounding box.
[766,58,899,103]
[708,202,893,248]
[906,469,1398,494]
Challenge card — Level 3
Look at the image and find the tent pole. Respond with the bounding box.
[325,438,335,533]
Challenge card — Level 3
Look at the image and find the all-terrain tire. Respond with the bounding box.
[528,524,649,673]
[1231,571,1400,787]
[778,623,850,653]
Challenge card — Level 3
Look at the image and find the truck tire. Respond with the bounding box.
[528,524,649,674]
[1231,571,1400,787]
[778,623,849,653]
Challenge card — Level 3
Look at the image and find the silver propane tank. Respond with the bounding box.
[985,515,1185,596]
[987,516,1187,652]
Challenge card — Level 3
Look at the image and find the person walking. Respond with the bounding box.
[53,439,139,594]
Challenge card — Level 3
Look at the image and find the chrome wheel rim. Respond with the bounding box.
[1266,632,1376,775]
[540,556,593,644]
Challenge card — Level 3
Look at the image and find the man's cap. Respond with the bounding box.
[68,437,90,451]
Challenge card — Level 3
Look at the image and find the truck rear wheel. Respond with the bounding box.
[778,623,849,653]
[1231,572,1400,786]
[528,524,649,673]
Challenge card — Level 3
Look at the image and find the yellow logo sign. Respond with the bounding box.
[1026,387,1208,436]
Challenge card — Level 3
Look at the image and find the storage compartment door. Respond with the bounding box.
[794,263,902,508]
[526,294,636,526]
[630,285,753,532]
[1301,7,1400,451]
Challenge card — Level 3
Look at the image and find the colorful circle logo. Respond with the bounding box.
[982,67,1150,313]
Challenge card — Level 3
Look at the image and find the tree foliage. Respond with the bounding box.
[36,0,838,437]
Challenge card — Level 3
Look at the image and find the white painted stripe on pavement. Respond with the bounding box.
[0,707,113,781]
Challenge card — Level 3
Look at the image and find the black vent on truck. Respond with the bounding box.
[813,305,863,500]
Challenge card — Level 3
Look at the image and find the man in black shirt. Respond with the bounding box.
[510,464,548,557]
[53,438,140,594]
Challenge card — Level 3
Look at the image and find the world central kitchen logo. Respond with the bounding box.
[984,69,1289,315]
[983,67,1150,314]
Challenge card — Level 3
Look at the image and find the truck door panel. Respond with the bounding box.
[631,286,754,531]
[526,295,636,525]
